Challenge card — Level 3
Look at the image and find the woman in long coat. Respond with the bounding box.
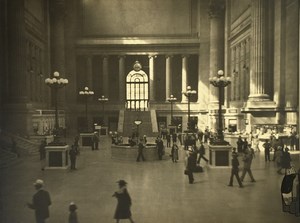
[113,180,135,223]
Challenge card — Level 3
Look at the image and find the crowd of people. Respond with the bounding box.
[31,126,299,222]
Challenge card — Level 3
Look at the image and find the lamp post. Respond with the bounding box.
[98,95,109,126]
[45,71,68,137]
[79,87,94,132]
[182,86,197,131]
[167,94,177,125]
[209,70,231,144]
[134,119,142,141]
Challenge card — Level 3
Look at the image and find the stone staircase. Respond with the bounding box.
[0,147,20,169]
[0,132,40,156]
[121,110,158,137]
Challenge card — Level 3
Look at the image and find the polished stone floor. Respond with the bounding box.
[0,137,299,223]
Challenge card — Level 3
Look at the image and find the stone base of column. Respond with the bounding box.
[208,144,232,168]
[45,145,69,170]
[244,94,276,112]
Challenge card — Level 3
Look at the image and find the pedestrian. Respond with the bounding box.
[92,132,99,150]
[27,179,51,223]
[236,136,243,153]
[166,132,171,147]
[196,141,209,164]
[243,139,249,153]
[39,139,47,171]
[281,147,292,174]
[69,145,78,170]
[185,148,195,184]
[156,137,164,160]
[240,148,256,182]
[263,139,271,161]
[172,132,177,145]
[74,135,80,154]
[171,143,179,163]
[204,127,209,143]
[197,129,204,143]
[112,180,135,223]
[275,146,284,174]
[228,154,243,188]
[68,202,78,223]
[136,137,146,162]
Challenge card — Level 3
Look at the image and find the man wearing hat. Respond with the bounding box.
[185,147,195,184]
[27,179,52,223]
[112,180,135,223]
[228,153,243,188]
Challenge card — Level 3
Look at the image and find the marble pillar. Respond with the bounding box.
[208,0,225,105]
[50,0,66,106]
[165,55,172,101]
[181,55,188,102]
[102,56,109,97]
[248,0,270,101]
[149,55,156,102]
[7,0,27,102]
[86,56,93,88]
[119,56,126,102]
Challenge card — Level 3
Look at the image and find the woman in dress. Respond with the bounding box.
[113,180,135,223]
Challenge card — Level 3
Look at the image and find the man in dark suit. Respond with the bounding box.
[27,179,51,223]
[92,132,99,150]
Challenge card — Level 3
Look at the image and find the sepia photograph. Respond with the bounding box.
[0,0,299,222]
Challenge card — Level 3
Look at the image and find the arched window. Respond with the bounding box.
[126,68,149,110]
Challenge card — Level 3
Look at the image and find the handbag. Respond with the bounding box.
[184,169,189,175]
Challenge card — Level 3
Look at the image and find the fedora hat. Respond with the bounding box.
[33,179,44,186]
[117,180,127,186]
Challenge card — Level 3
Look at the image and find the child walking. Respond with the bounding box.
[69,202,78,223]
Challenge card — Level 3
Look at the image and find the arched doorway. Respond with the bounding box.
[126,61,149,110]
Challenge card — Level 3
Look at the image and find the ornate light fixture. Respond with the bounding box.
[182,86,197,131]
[79,86,94,131]
[209,70,231,144]
[45,71,68,137]
[167,94,177,125]
[98,95,109,126]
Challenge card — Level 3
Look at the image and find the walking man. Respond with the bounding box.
[136,137,146,162]
[228,153,243,188]
[92,132,99,150]
[69,145,78,170]
[197,142,209,164]
[240,148,256,182]
[156,137,164,160]
[27,179,51,223]
[263,139,271,161]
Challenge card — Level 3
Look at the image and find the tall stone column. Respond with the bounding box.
[240,41,246,101]
[208,0,225,105]
[165,55,172,100]
[248,0,270,101]
[86,56,93,88]
[149,55,156,102]
[7,0,27,102]
[50,0,66,106]
[102,56,109,97]
[118,55,126,102]
[181,55,188,102]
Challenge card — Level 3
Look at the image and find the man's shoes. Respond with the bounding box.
[239,185,244,188]
[251,180,256,182]
[228,184,233,187]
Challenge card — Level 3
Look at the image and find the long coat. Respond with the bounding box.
[113,187,132,219]
[28,189,51,221]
